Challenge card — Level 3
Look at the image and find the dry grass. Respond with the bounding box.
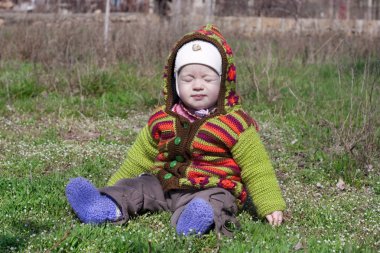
[1,15,380,68]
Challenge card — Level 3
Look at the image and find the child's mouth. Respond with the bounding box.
[191,94,206,100]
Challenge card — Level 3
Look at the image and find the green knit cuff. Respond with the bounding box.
[255,191,286,218]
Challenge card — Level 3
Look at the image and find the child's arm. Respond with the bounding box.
[107,125,158,186]
[232,126,286,220]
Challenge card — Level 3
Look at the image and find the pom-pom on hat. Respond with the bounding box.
[174,40,222,75]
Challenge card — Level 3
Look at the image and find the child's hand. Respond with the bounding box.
[266,211,283,226]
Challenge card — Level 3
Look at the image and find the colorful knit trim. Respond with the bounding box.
[162,24,241,116]
[148,107,176,143]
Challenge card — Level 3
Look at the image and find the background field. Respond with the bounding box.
[0,18,379,252]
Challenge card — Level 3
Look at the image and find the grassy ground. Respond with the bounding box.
[0,21,379,252]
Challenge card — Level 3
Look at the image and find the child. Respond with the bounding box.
[66,24,286,237]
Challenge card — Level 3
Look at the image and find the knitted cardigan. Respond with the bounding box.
[108,24,286,218]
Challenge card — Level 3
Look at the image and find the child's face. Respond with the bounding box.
[177,64,221,110]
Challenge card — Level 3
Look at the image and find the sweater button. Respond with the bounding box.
[164,173,173,179]
[170,160,177,168]
[174,137,181,145]
[175,155,184,162]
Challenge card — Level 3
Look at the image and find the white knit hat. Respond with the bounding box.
[174,40,222,75]
[174,40,222,98]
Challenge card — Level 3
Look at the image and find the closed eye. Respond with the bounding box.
[181,78,193,82]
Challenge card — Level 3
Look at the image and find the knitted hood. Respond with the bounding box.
[162,24,241,115]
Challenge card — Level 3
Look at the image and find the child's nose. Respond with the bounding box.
[193,79,204,90]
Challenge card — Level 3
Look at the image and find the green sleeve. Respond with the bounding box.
[232,126,286,218]
[107,124,158,186]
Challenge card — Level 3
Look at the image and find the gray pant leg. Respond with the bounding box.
[99,174,169,224]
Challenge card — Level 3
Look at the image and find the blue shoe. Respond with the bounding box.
[65,177,120,224]
[176,198,214,236]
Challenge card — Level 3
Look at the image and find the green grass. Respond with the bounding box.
[0,58,379,252]
[0,62,160,118]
